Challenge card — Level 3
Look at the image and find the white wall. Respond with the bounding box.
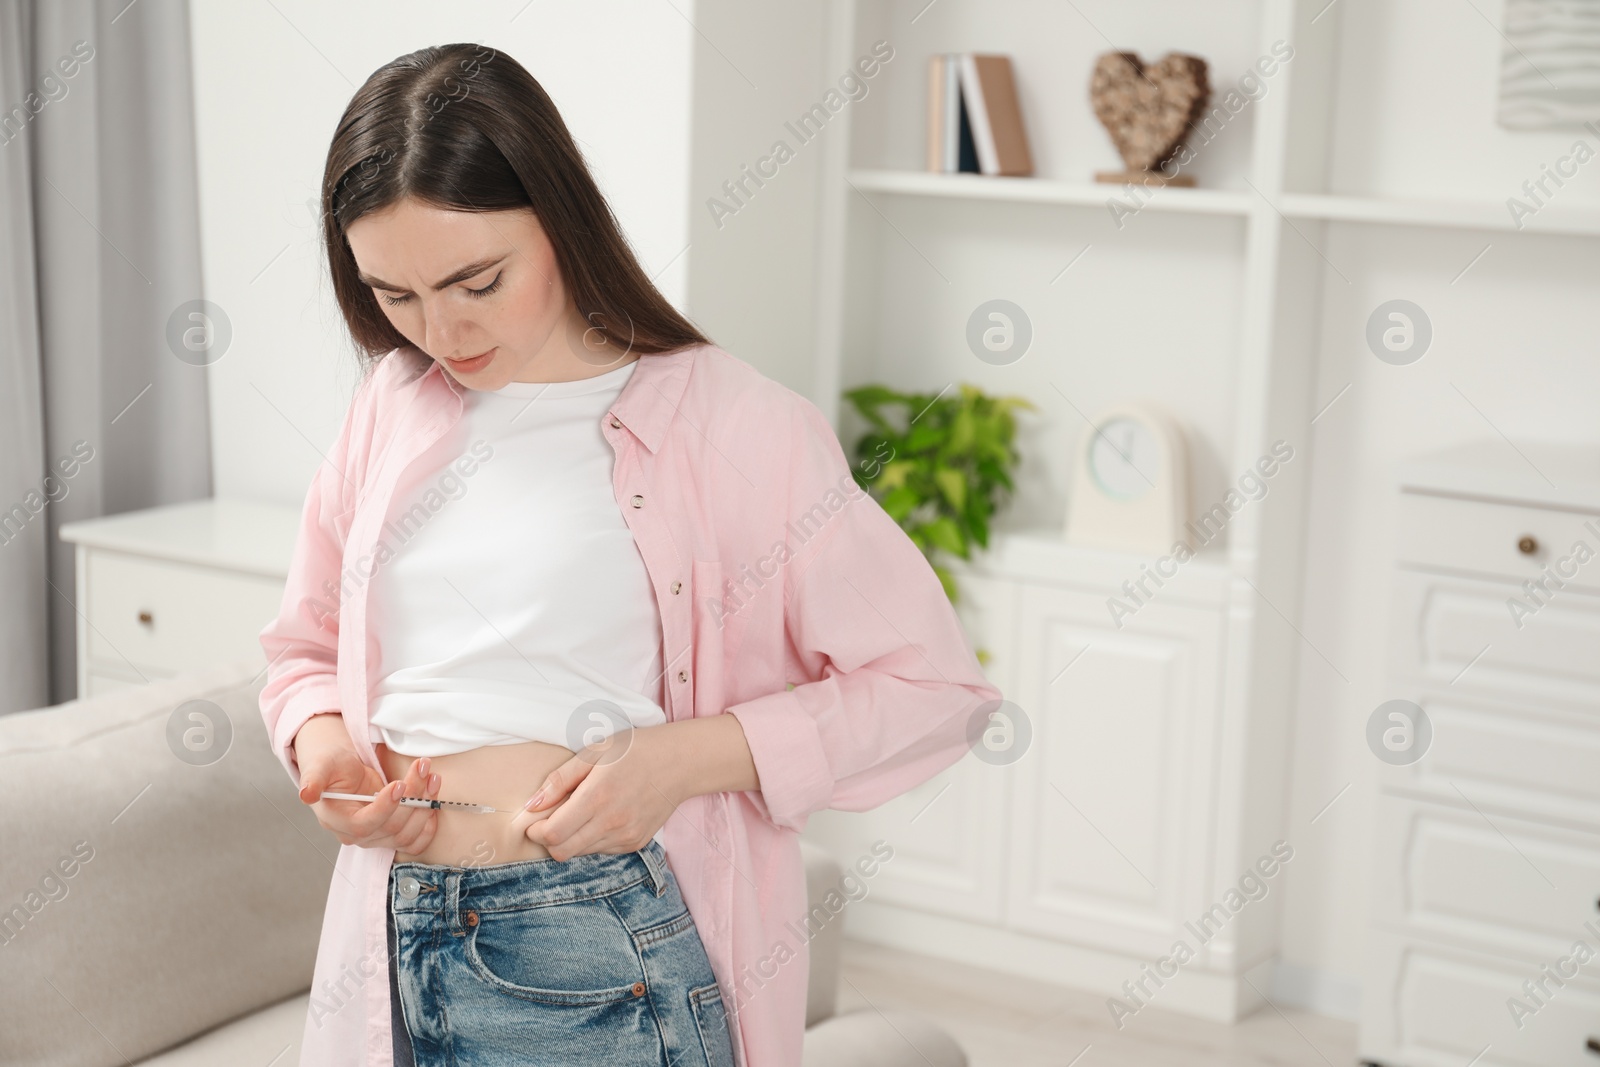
[188,0,695,505]
[683,1,830,398]
[1277,0,1600,1018]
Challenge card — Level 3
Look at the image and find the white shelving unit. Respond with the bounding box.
[795,0,1334,1026]
[846,169,1600,236]
[845,167,1256,216]
[779,0,1600,1036]
[1279,192,1600,236]
[680,0,1600,1039]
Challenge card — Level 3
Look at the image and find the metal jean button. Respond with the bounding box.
[398,875,420,900]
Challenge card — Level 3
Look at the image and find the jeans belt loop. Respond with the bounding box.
[445,871,465,935]
[640,842,668,897]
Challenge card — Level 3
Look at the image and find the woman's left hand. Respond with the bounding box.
[509,725,686,860]
[511,714,759,861]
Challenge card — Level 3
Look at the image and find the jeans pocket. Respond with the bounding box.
[463,895,644,1006]
[689,981,736,1067]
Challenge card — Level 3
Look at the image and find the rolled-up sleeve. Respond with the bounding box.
[726,397,1003,832]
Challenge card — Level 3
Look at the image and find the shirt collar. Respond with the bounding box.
[421,344,698,454]
[606,345,697,454]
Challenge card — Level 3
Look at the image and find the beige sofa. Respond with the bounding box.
[0,657,964,1066]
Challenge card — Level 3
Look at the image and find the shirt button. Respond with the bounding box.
[671,580,682,594]
[610,417,622,428]
[398,876,420,899]
[631,494,644,508]
[677,670,688,683]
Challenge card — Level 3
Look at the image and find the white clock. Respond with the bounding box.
[1065,404,1190,554]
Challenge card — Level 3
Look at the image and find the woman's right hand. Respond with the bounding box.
[292,712,444,853]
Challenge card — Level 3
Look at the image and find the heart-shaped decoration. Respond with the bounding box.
[1090,52,1210,173]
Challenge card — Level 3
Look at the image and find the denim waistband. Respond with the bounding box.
[389,838,670,916]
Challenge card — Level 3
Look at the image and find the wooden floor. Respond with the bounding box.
[835,940,1360,1067]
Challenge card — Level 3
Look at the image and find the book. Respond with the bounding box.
[959,54,1033,176]
[945,53,961,171]
[927,54,946,171]
[928,53,1033,176]
[957,82,979,173]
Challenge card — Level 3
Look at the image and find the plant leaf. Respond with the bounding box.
[880,485,920,522]
[841,382,1030,607]
[924,517,968,558]
[934,467,966,512]
[904,421,944,453]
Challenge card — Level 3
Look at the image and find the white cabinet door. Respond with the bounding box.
[1361,926,1600,1067]
[1374,681,1600,832]
[1370,793,1600,964]
[1389,567,1600,711]
[1004,581,1221,958]
[1395,491,1600,593]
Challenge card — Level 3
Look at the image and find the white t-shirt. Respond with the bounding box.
[366,358,669,776]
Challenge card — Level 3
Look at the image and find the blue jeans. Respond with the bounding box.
[386,840,735,1066]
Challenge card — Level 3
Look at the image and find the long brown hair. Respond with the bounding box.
[318,43,709,368]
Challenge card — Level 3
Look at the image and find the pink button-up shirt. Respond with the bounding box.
[258,341,1001,1067]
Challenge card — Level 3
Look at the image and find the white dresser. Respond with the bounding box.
[1359,442,1600,1067]
[58,498,301,698]
[801,528,1279,1022]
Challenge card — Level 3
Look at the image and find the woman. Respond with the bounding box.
[259,42,1000,1067]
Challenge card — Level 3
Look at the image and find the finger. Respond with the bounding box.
[312,751,387,819]
[540,820,604,861]
[312,780,387,838]
[313,759,393,839]
[314,799,356,838]
[525,777,606,857]
[391,772,443,852]
[392,815,438,854]
[508,802,556,843]
[344,777,407,839]
[377,758,433,839]
[298,754,352,805]
[540,806,630,861]
[395,813,442,855]
[371,762,437,849]
[524,755,592,813]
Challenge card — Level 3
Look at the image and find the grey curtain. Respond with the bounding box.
[0,0,210,713]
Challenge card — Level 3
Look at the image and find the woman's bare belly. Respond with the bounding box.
[376,738,574,867]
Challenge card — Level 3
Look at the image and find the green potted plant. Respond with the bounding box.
[842,383,1034,666]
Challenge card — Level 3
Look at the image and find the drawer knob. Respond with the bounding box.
[1517,535,1539,556]
[137,610,153,626]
